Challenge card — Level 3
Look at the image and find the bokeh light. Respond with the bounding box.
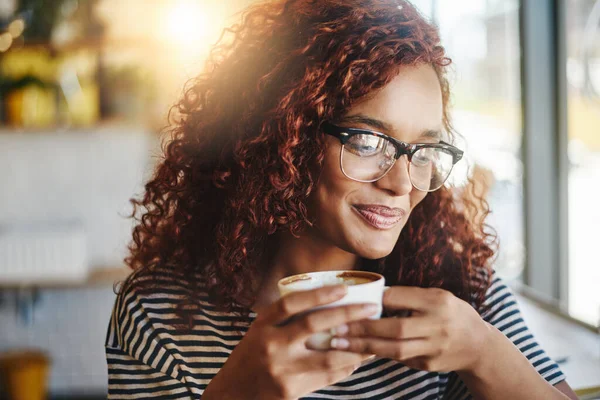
[165,0,211,50]
[7,18,25,38]
[0,32,13,52]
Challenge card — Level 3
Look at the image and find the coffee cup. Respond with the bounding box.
[277,270,386,350]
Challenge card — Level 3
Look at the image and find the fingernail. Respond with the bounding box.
[362,303,379,315]
[330,285,348,297]
[330,338,350,349]
[330,324,348,336]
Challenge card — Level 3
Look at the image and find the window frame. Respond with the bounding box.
[519,0,596,331]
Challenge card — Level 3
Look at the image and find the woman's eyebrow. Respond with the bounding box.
[337,114,393,132]
[339,114,442,141]
[420,129,442,141]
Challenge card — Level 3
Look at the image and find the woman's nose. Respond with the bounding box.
[374,155,413,196]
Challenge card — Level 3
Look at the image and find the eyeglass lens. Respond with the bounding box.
[340,133,454,191]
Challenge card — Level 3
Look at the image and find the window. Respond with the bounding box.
[413,0,525,281]
[565,0,600,326]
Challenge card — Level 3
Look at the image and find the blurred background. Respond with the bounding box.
[0,0,598,398]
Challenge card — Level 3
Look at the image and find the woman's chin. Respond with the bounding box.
[357,243,395,260]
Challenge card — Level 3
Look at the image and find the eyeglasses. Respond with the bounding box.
[322,122,464,192]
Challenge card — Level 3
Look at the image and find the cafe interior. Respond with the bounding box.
[0,0,598,398]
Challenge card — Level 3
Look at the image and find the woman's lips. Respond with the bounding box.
[352,205,406,230]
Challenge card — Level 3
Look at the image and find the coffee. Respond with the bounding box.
[281,271,378,291]
[336,272,378,286]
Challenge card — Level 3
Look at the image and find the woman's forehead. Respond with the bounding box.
[341,64,444,143]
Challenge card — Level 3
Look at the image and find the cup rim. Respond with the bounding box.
[277,269,384,289]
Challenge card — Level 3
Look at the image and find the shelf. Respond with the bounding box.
[87,266,132,286]
[0,267,131,289]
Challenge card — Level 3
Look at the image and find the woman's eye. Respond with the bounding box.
[346,135,382,156]
[349,144,378,155]
[412,152,432,166]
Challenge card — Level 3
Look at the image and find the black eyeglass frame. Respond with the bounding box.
[321,121,464,164]
[321,121,464,191]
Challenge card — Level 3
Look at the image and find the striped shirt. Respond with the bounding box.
[105,270,565,399]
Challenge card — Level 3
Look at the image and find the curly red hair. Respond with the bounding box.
[123,0,496,322]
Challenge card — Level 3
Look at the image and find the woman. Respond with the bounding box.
[106,0,578,399]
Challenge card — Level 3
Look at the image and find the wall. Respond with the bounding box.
[0,128,155,395]
[0,287,116,394]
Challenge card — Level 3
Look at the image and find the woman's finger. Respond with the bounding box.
[258,285,348,325]
[294,350,373,373]
[383,286,452,313]
[329,337,433,361]
[285,303,380,341]
[343,316,437,340]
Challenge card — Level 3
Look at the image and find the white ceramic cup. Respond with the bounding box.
[277,270,387,350]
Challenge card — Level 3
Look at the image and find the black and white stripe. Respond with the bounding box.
[106,270,565,399]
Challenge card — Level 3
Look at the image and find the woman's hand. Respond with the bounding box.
[202,285,378,400]
[328,286,492,373]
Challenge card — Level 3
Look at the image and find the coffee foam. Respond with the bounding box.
[284,275,372,291]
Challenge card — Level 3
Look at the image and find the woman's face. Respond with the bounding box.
[310,64,444,259]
